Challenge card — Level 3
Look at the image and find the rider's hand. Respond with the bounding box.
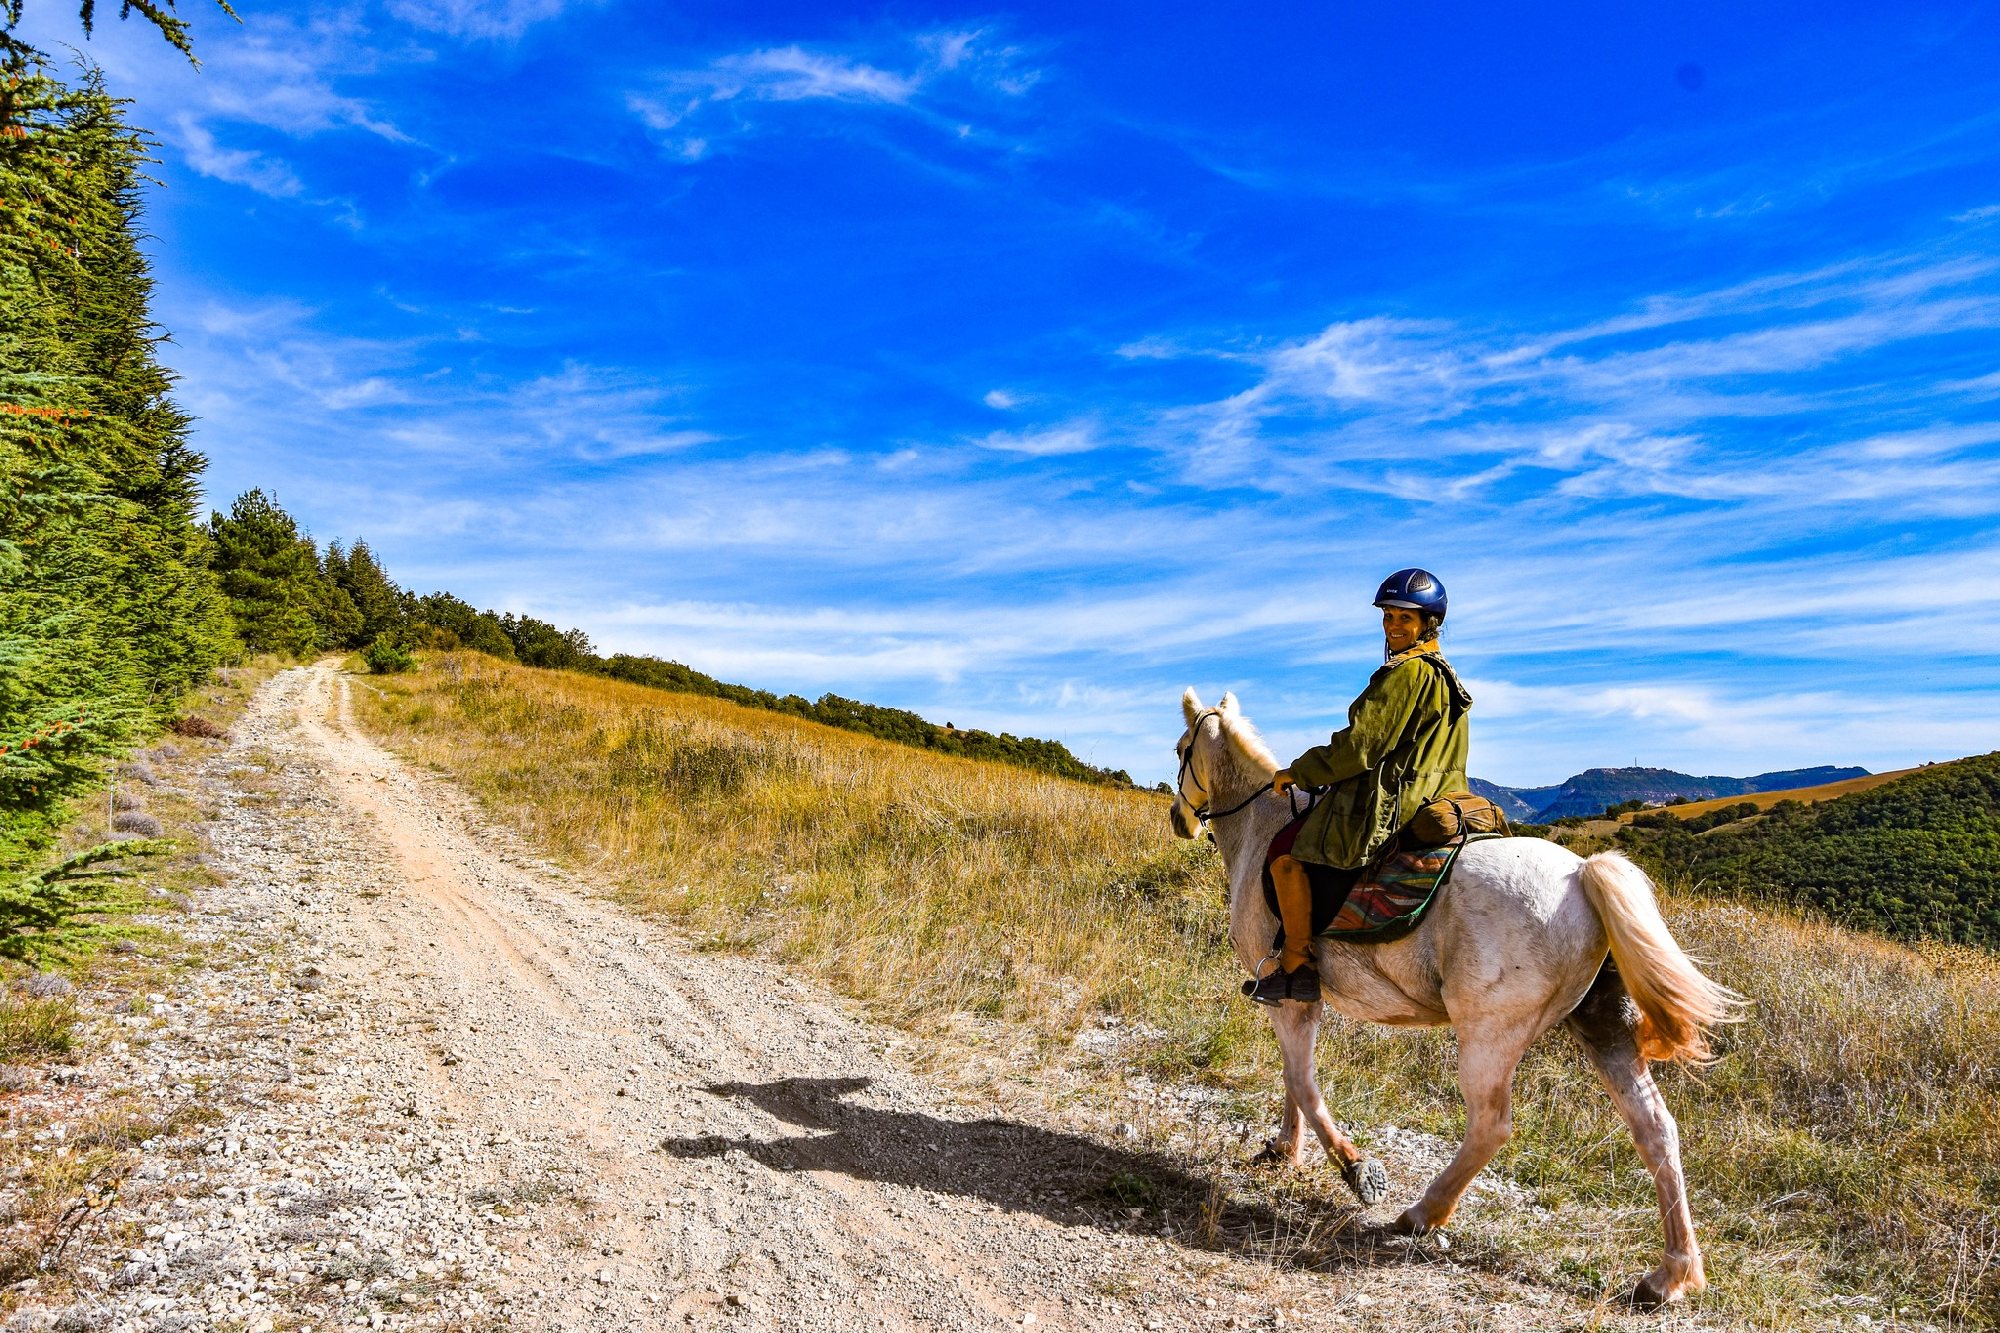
[1272,769,1296,795]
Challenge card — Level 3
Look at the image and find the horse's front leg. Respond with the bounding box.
[1253,1083,1306,1166]
[1261,1002,1388,1203]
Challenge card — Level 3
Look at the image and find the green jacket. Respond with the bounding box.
[1285,644,1473,869]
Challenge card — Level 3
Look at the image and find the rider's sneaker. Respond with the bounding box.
[1287,963,1322,1003]
[1244,966,1291,1007]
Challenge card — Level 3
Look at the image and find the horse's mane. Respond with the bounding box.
[1208,693,1280,779]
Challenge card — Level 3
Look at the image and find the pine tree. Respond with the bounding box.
[331,539,404,645]
[56,71,235,700]
[2,2,240,65]
[309,546,360,648]
[206,489,326,657]
[0,62,226,871]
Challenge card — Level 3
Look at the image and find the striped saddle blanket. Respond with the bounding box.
[1318,838,1487,942]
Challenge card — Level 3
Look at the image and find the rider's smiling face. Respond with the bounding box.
[1382,606,1428,653]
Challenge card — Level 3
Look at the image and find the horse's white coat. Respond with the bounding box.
[1170,689,1720,1306]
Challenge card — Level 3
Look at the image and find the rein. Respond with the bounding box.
[1175,709,1274,823]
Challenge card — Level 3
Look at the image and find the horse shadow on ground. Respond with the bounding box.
[657,1076,1452,1276]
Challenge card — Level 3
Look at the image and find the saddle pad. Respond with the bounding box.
[1318,841,1469,942]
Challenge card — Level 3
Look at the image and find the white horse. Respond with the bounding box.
[1169,689,1742,1308]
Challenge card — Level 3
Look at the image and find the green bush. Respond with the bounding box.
[363,635,415,675]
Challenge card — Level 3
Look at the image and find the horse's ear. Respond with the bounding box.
[1219,691,1240,717]
[1181,687,1204,725]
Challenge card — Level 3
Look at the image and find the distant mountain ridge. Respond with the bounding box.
[1471,765,1870,824]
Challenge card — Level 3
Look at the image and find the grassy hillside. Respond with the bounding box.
[1620,767,1920,822]
[356,654,1999,1326]
[1617,752,2000,947]
[597,652,1134,787]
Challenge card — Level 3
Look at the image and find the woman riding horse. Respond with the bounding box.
[1252,567,1473,1005]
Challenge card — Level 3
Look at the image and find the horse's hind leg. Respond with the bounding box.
[1390,1016,1536,1236]
[1567,964,1706,1307]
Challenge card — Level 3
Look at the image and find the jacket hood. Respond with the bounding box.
[1384,641,1474,711]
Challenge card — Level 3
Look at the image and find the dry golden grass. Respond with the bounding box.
[359,654,2000,1328]
[0,995,80,1062]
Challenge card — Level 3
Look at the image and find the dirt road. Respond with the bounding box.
[8,665,1696,1332]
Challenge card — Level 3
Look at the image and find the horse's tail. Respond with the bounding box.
[1579,850,1744,1065]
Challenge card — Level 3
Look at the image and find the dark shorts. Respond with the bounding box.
[1263,813,1364,940]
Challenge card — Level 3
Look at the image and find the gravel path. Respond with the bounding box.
[3,664,1705,1332]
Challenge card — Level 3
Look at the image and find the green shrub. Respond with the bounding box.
[363,635,415,675]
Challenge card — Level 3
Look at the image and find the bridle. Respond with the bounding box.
[1174,709,1273,824]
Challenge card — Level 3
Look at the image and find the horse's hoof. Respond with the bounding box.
[1388,1208,1432,1237]
[1341,1157,1388,1206]
[1628,1275,1677,1310]
[1249,1139,1296,1168]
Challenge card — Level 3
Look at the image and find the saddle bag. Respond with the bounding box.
[1405,790,1509,845]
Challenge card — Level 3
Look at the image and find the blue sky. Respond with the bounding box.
[25,0,2000,785]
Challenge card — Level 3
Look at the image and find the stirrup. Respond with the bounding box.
[1241,949,1288,1006]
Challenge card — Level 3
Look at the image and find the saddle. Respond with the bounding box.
[1262,791,1510,949]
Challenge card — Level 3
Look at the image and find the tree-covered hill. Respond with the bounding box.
[1615,752,2000,946]
[1477,763,1870,823]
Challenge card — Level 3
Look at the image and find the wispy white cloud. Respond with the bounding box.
[60,8,417,201]
[504,364,718,461]
[1149,248,2000,521]
[387,0,576,41]
[974,421,1102,456]
[178,304,715,465]
[172,115,303,197]
[193,19,410,141]
[628,27,1040,160]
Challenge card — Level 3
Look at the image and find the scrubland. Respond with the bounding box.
[356,653,2000,1328]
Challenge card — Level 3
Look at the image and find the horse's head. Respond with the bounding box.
[1170,687,1277,839]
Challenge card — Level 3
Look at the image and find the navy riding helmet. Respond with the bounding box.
[1373,567,1448,620]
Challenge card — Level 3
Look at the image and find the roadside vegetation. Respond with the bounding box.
[357,652,1999,1328]
[0,661,273,1308]
[0,65,236,890]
